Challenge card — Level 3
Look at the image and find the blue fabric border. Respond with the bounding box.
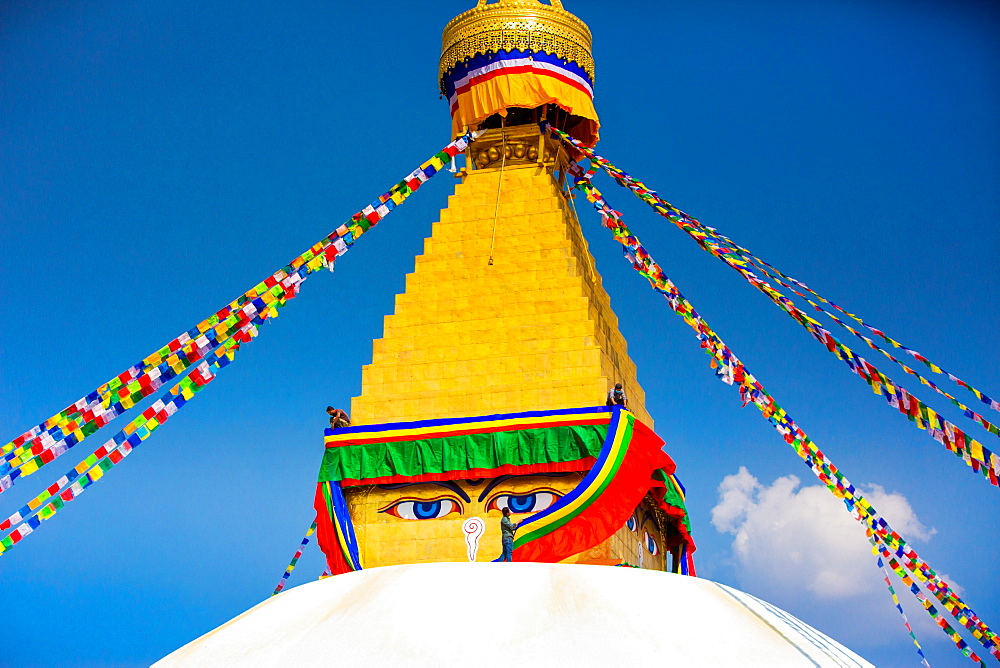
[441,49,593,99]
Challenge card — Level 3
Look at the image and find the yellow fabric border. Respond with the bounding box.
[450,70,599,144]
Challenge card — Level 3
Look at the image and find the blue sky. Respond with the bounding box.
[1,1,997,666]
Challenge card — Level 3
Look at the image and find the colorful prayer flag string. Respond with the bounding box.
[871,537,930,666]
[0,322,260,553]
[569,168,1000,663]
[0,292,295,490]
[0,132,477,495]
[548,125,1000,489]
[728,245,1000,441]
[272,522,317,596]
[875,540,989,666]
[721,235,1000,417]
[547,123,998,419]
[0,133,478,552]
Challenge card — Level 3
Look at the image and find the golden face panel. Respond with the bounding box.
[344,473,584,567]
[603,496,668,572]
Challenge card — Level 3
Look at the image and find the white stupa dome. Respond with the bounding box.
[156,562,871,667]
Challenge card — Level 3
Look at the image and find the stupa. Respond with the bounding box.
[156,2,874,665]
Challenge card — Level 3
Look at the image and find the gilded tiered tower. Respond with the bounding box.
[352,0,652,427]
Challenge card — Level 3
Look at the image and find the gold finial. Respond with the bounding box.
[439,0,594,91]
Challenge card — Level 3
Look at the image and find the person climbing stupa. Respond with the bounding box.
[326,406,351,429]
[606,383,628,409]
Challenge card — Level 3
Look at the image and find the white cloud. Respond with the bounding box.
[711,466,935,600]
[709,468,980,663]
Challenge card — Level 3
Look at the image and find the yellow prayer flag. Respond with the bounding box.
[20,460,39,476]
[90,466,103,482]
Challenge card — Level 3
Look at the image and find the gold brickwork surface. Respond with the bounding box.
[352,159,651,426]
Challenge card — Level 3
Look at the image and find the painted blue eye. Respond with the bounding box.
[382,499,459,520]
[644,530,659,556]
[507,494,535,513]
[626,516,637,532]
[413,501,443,519]
[490,492,557,514]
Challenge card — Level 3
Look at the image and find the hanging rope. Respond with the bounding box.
[568,165,1000,664]
[272,521,317,596]
[487,130,507,266]
[0,133,479,496]
[547,125,999,489]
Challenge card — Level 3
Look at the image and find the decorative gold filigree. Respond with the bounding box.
[467,126,572,173]
[439,0,594,91]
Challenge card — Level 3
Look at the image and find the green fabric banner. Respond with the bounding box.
[659,471,692,532]
[318,424,609,482]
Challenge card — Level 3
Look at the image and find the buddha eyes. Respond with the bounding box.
[626,515,637,532]
[377,489,562,520]
[487,491,558,514]
[380,498,462,520]
[643,530,659,556]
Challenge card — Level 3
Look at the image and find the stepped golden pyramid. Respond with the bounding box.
[351,127,652,427]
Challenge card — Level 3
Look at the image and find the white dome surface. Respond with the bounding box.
[156,562,872,667]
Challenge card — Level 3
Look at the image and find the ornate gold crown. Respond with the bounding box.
[440,0,594,88]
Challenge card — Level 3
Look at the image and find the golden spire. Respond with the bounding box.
[439,0,595,92]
